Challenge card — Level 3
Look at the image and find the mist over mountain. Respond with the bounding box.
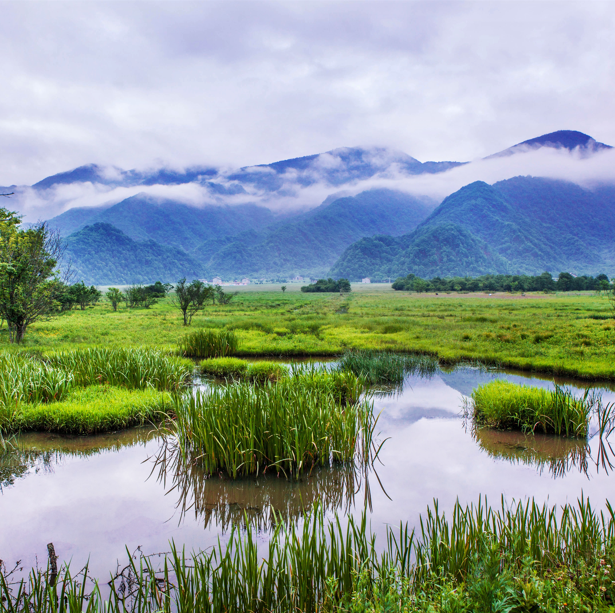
[10,130,615,284]
[331,176,615,280]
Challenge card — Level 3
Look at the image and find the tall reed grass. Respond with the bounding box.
[44,348,192,391]
[172,371,374,479]
[471,380,592,437]
[3,497,615,612]
[179,329,238,359]
[338,350,438,384]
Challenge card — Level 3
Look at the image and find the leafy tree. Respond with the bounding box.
[301,278,352,293]
[106,287,124,311]
[215,286,238,305]
[172,278,214,325]
[281,285,287,293]
[71,281,101,310]
[0,208,65,343]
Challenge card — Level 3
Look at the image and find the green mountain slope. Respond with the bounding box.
[64,223,205,285]
[330,178,615,280]
[195,189,435,277]
[49,194,276,252]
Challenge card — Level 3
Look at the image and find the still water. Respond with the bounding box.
[1,365,614,578]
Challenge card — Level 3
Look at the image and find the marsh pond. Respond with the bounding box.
[2,362,614,579]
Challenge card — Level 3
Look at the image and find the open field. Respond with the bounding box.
[1,286,613,380]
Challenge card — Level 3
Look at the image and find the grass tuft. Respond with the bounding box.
[338,350,438,384]
[179,329,238,358]
[471,380,592,437]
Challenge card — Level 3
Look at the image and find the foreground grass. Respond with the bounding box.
[3,497,615,612]
[3,289,615,380]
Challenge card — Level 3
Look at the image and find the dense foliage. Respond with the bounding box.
[392,271,610,292]
[0,208,64,343]
[302,278,351,293]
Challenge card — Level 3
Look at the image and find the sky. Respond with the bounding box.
[1,0,615,188]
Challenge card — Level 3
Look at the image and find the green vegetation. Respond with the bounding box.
[4,289,615,381]
[0,208,64,343]
[338,350,438,384]
[199,356,248,378]
[64,222,205,285]
[0,349,190,434]
[245,361,289,383]
[302,278,351,293]
[44,347,192,391]
[4,497,615,612]
[172,370,372,479]
[10,386,173,435]
[471,380,592,437]
[179,328,238,358]
[393,271,610,293]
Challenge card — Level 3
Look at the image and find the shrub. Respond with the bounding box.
[200,357,248,378]
[471,380,591,437]
[179,329,238,359]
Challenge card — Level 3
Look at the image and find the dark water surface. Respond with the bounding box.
[2,365,614,578]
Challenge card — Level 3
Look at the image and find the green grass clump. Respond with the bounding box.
[338,350,438,384]
[200,357,248,378]
[10,386,173,435]
[44,347,192,391]
[173,371,373,479]
[179,329,238,358]
[5,498,615,612]
[472,380,591,437]
[245,361,289,383]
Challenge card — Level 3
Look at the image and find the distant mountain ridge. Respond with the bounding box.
[331,177,615,280]
[26,129,615,284]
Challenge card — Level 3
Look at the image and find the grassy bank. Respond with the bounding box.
[2,289,614,381]
[0,349,189,435]
[3,498,615,611]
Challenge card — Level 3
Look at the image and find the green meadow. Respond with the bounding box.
[3,285,614,381]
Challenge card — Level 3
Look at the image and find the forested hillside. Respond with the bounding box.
[331,177,615,280]
[197,189,436,278]
[64,223,205,284]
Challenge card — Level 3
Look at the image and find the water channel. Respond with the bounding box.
[1,363,614,579]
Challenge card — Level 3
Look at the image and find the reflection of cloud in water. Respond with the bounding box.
[0,428,156,492]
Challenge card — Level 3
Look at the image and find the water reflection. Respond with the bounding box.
[474,428,590,478]
[0,428,157,492]
[151,439,377,532]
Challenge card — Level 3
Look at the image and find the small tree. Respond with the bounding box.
[215,286,238,305]
[0,208,66,343]
[281,285,287,293]
[71,281,101,310]
[106,287,124,311]
[172,278,214,325]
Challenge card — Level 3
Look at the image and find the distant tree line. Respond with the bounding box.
[301,278,352,293]
[392,272,611,293]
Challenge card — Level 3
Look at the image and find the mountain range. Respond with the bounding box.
[8,129,615,284]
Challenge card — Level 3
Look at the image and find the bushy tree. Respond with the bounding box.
[71,281,101,310]
[215,286,238,305]
[106,287,124,311]
[0,208,65,343]
[172,278,215,325]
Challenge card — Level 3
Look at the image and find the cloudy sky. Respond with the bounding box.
[1,0,614,187]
